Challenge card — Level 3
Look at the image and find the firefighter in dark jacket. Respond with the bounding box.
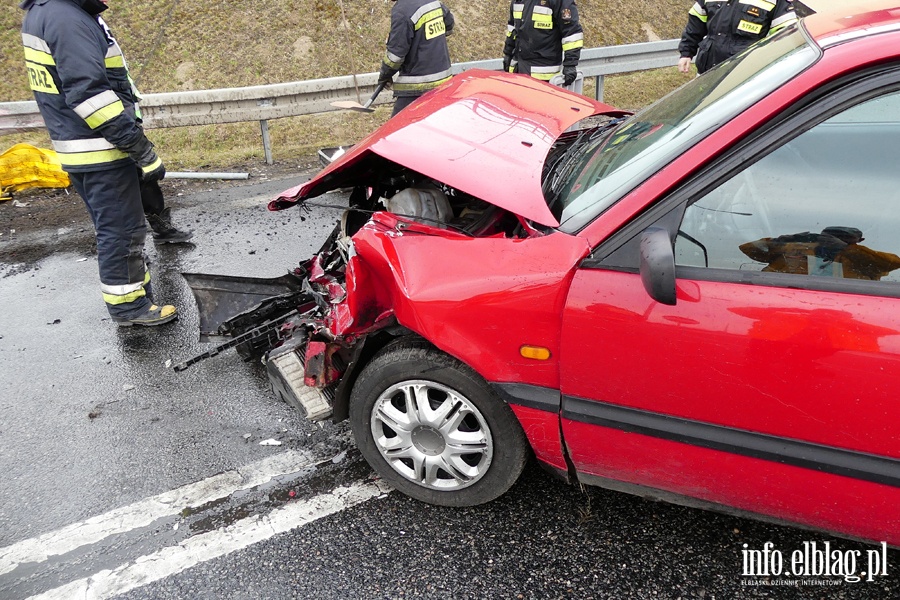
[502,0,584,86]
[378,0,455,116]
[97,16,192,244]
[678,0,798,74]
[21,0,178,326]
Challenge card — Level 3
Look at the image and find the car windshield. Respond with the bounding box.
[554,27,819,233]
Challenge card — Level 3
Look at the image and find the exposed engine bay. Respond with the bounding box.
[173,64,626,426]
[176,161,542,422]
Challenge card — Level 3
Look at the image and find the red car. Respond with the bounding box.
[182,1,900,546]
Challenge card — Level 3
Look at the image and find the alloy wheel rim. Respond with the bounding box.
[370,379,493,490]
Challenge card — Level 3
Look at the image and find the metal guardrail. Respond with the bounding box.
[0,39,679,162]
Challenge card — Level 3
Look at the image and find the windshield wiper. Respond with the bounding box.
[544,118,625,211]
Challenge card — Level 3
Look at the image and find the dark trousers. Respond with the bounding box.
[140,177,165,216]
[392,94,421,116]
[69,163,152,319]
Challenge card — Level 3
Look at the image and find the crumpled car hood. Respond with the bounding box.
[270,69,627,228]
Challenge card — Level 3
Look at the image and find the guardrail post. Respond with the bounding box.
[594,75,605,102]
[260,119,273,165]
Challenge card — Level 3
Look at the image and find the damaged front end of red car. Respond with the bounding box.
[176,69,625,424]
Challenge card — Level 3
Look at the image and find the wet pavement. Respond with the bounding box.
[0,174,346,542]
[1,175,898,599]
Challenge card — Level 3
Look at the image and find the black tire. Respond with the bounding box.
[349,339,529,506]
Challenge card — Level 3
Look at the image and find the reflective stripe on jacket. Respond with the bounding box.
[503,0,583,79]
[21,0,148,172]
[678,0,798,74]
[384,0,455,96]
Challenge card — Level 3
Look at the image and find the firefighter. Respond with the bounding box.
[97,16,192,244]
[677,0,798,75]
[21,0,178,326]
[378,0,455,116]
[502,0,584,86]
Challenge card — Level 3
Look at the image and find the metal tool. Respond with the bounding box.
[330,82,387,113]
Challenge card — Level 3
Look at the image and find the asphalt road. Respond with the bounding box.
[0,174,897,600]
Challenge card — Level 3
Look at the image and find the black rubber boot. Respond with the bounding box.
[147,208,193,244]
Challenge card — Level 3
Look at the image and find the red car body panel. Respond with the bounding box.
[344,219,590,387]
[231,2,900,546]
[270,70,627,227]
[510,404,569,472]
[561,271,900,457]
[562,423,900,546]
[555,16,900,546]
[804,1,900,41]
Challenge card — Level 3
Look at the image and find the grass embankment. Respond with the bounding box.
[1,0,691,169]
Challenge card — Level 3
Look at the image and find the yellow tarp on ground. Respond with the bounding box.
[0,143,70,201]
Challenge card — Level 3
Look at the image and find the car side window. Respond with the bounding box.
[675,91,900,283]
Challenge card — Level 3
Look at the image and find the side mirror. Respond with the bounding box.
[639,227,677,305]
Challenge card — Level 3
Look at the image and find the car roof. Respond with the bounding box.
[804,1,900,47]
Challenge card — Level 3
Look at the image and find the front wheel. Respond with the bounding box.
[349,339,529,506]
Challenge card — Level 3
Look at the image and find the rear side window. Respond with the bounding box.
[676,91,900,283]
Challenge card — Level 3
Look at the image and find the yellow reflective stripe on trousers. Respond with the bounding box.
[101,278,148,305]
[102,289,146,305]
[105,55,125,68]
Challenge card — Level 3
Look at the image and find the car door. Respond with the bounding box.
[558,75,900,543]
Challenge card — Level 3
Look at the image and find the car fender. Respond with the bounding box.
[339,222,592,391]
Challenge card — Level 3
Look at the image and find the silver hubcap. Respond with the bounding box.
[370,380,493,490]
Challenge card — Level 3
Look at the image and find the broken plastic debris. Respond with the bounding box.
[123,383,135,391]
[76,258,88,262]
[332,450,348,464]
[259,438,282,446]
[165,359,172,368]
[242,433,252,440]
[12,200,30,208]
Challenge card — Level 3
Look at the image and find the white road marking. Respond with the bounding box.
[0,450,317,576]
[28,479,392,600]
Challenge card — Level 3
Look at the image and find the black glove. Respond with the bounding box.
[140,151,166,182]
[124,135,166,182]
[502,54,512,73]
[563,65,578,87]
[377,63,396,89]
